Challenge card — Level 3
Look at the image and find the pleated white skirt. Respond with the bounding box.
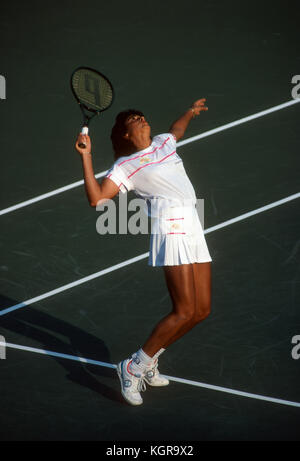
[148,205,212,267]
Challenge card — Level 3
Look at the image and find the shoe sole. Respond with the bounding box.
[144,377,170,387]
[117,362,143,406]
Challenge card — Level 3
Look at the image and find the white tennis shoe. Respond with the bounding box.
[144,361,170,387]
[130,353,169,387]
[117,358,146,406]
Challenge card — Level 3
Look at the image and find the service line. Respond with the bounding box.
[0,192,299,317]
[0,341,299,409]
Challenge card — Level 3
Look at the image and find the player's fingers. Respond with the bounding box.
[76,134,88,144]
[192,100,206,110]
[76,135,86,148]
[81,134,90,143]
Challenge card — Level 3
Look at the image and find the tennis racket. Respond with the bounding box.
[71,67,114,148]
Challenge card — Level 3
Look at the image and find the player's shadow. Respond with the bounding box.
[0,295,125,405]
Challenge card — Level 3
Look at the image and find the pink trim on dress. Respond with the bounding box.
[128,151,176,179]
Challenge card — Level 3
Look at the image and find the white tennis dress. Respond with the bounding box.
[105,133,212,266]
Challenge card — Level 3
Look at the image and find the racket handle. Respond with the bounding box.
[78,126,89,148]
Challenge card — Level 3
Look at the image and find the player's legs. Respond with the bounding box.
[142,262,211,357]
[117,262,211,404]
[162,262,211,349]
[191,262,211,323]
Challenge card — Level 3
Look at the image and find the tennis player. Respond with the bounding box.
[75,99,212,406]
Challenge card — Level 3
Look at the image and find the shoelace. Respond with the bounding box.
[130,353,157,388]
[137,377,147,393]
[128,358,147,392]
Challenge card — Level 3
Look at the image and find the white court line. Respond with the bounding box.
[204,192,300,233]
[0,192,299,317]
[0,341,299,409]
[0,253,148,316]
[0,171,108,216]
[1,98,299,216]
[177,98,300,146]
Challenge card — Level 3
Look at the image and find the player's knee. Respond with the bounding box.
[175,308,195,327]
[194,298,211,324]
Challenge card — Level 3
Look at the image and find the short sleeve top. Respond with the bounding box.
[105,133,197,216]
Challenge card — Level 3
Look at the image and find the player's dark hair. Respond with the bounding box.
[111,109,145,159]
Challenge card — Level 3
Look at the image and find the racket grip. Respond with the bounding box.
[78,126,89,148]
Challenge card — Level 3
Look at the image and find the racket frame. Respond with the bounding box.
[71,66,114,146]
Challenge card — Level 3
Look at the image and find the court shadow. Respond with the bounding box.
[0,295,125,405]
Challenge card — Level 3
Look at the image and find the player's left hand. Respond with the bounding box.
[191,99,208,116]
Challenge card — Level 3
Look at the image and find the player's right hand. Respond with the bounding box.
[75,133,92,156]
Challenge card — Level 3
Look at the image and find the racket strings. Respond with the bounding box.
[72,69,113,112]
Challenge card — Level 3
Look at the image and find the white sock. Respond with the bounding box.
[129,349,153,376]
[153,348,166,360]
[148,348,166,368]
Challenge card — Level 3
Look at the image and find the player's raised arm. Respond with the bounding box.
[75,133,119,207]
[168,99,208,141]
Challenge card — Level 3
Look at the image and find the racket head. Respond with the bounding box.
[71,66,114,114]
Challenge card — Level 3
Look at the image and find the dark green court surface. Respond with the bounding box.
[0,0,299,441]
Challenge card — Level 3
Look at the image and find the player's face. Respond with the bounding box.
[124,114,151,138]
